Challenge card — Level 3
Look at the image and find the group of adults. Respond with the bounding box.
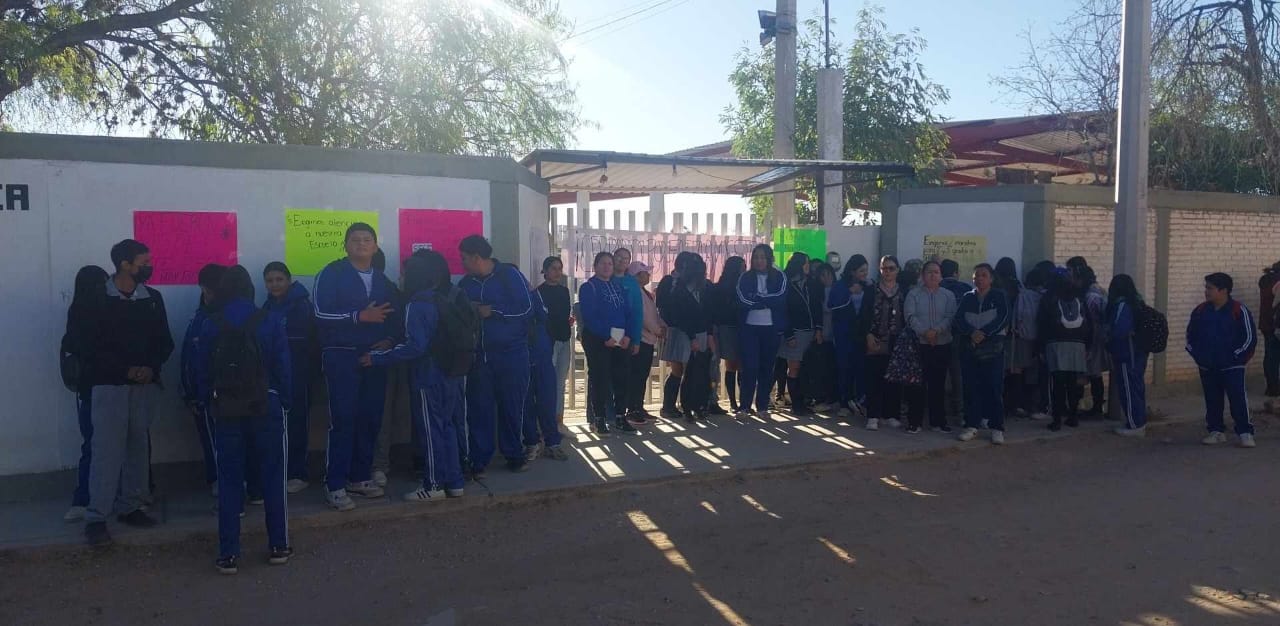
[58,225,1263,574]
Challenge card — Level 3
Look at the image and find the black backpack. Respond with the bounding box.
[432,287,480,377]
[1135,303,1169,354]
[210,310,271,418]
[59,333,83,393]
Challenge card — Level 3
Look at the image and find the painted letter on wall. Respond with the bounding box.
[133,211,238,285]
[285,208,379,276]
[398,208,484,274]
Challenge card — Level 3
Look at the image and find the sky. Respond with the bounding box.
[556,0,1080,154]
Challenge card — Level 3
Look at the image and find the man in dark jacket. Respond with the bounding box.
[79,239,174,546]
[1187,272,1258,448]
[1258,263,1280,396]
[940,259,973,418]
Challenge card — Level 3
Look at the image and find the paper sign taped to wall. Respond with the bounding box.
[399,209,483,274]
[133,211,237,285]
[284,209,379,276]
[773,228,827,268]
[922,235,988,273]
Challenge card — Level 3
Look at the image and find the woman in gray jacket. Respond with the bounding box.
[903,261,957,433]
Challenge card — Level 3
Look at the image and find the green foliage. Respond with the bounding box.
[721,5,950,226]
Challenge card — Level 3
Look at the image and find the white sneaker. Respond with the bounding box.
[63,506,86,522]
[885,418,902,429]
[865,418,879,431]
[957,427,978,442]
[346,480,384,498]
[524,443,542,462]
[1114,427,1146,438]
[1239,433,1257,448]
[327,489,356,512]
[979,419,989,429]
[1202,431,1228,445]
[1030,412,1051,421]
[990,430,1005,445]
[286,479,309,494]
[812,402,836,413]
[836,407,853,418]
[403,487,446,502]
[372,470,388,488]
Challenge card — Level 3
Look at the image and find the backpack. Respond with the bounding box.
[59,333,83,393]
[1058,299,1085,330]
[210,310,271,419]
[1135,303,1169,354]
[432,287,480,376]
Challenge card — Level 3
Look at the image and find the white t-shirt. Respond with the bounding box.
[746,273,773,326]
[357,268,374,297]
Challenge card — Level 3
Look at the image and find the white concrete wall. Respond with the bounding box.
[825,225,880,270]
[896,202,1025,268]
[0,158,549,476]
[519,184,549,280]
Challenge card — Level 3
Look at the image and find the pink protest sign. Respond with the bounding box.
[133,211,238,285]
[398,209,484,274]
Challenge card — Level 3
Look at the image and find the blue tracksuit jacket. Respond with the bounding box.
[459,261,535,356]
[1107,300,1140,363]
[191,298,292,411]
[181,301,215,405]
[368,291,444,384]
[953,289,1011,337]
[736,269,788,332]
[312,258,396,350]
[578,275,632,341]
[1186,298,1257,371]
[263,280,316,371]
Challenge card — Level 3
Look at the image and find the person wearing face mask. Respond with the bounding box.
[79,239,175,546]
[180,264,228,501]
[262,262,318,493]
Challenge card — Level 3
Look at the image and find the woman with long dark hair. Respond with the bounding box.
[1106,274,1149,436]
[63,265,110,522]
[954,263,1011,443]
[808,262,839,411]
[777,252,819,415]
[1037,268,1092,432]
[578,251,636,434]
[657,251,698,419]
[860,255,906,430]
[736,244,788,417]
[709,256,747,413]
[1011,261,1054,420]
[995,257,1022,416]
[829,254,870,417]
[666,254,713,419]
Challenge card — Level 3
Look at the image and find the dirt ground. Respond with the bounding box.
[3,418,1279,626]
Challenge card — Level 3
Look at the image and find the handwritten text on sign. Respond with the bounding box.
[398,209,484,274]
[922,235,988,273]
[133,211,238,285]
[284,209,379,276]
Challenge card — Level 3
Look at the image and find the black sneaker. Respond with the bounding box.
[216,555,238,575]
[613,419,638,433]
[659,407,683,420]
[792,406,815,417]
[117,509,158,528]
[468,470,487,482]
[626,412,647,427]
[85,521,112,547]
[904,425,922,434]
[1065,416,1080,428]
[506,460,530,473]
[594,419,612,436]
[934,424,954,434]
[706,403,729,416]
[268,546,293,565]
[684,411,699,422]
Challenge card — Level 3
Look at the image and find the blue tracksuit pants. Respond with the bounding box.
[524,334,563,448]
[467,346,531,471]
[739,324,781,412]
[833,332,865,407]
[962,352,1006,431]
[214,396,288,558]
[1200,367,1254,435]
[72,390,93,508]
[285,351,311,481]
[410,371,465,492]
[194,402,218,486]
[322,349,388,491]
[1113,353,1148,429]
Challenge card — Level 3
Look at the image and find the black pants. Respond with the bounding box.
[681,350,713,413]
[805,341,837,403]
[1050,371,1080,421]
[865,352,901,421]
[627,342,655,413]
[909,344,951,428]
[583,331,629,422]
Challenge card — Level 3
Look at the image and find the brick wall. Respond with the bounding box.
[1052,205,1157,291]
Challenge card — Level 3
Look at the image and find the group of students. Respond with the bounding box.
[59,228,1263,574]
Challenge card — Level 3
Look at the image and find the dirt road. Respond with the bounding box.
[3,418,1278,626]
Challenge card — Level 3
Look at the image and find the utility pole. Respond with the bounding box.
[1113,0,1151,292]
[772,0,797,230]
[817,0,843,227]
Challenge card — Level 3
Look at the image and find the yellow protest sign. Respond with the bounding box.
[922,235,988,275]
[285,209,380,276]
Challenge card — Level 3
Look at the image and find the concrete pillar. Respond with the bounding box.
[772,0,797,230]
[817,67,844,228]
[576,191,590,229]
[1113,0,1152,293]
[648,193,665,232]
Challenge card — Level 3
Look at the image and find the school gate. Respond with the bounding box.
[0,133,549,478]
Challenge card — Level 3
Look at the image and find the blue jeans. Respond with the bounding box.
[739,324,781,412]
[214,397,288,558]
[962,352,1006,430]
[552,340,571,418]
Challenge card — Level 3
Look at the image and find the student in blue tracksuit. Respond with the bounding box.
[523,287,568,461]
[458,235,535,474]
[736,243,788,416]
[63,264,110,523]
[313,223,398,511]
[262,262,316,493]
[1106,274,1149,437]
[1187,272,1259,448]
[827,254,869,418]
[953,263,1011,444]
[180,263,228,498]
[192,265,292,575]
[363,251,466,501]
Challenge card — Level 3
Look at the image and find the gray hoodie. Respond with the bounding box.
[904,285,957,345]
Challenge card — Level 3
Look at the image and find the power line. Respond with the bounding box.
[563,0,681,41]
[575,0,693,46]
[573,0,672,31]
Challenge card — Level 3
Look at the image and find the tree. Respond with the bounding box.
[721,5,951,227]
[2,0,580,156]
[993,0,1280,194]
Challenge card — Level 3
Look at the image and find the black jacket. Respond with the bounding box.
[536,283,572,342]
[706,281,740,327]
[660,280,710,339]
[1036,294,1093,347]
[784,276,821,337]
[77,278,175,388]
